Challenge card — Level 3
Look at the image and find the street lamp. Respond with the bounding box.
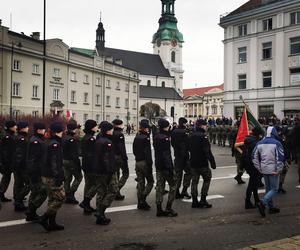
[10,42,22,119]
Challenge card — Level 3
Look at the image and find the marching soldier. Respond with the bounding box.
[62,121,83,204]
[153,118,177,217]
[94,121,118,225]
[13,121,30,212]
[39,122,65,231]
[211,125,217,144]
[25,122,48,222]
[221,124,227,147]
[79,120,98,214]
[216,125,222,146]
[171,117,192,199]
[208,125,213,143]
[189,119,216,208]
[0,120,17,202]
[112,119,129,200]
[133,119,154,210]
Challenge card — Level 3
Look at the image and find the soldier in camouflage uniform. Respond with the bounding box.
[211,125,217,144]
[112,119,129,200]
[62,121,83,204]
[133,119,154,210]
[189,119,216,208]
[221,124,227,147]
[13,121,30,212]
[39,122,65,231]
[153,118,177,217]
[226,125,232,147]
[93,121,118,225]
[217,125,222,146]
[0,120,17,202]
[25,122,48,222]
[208,125,213,143]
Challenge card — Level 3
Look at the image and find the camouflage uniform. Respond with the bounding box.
[155,170,176,204]
[208,126,213,143]
[211,126,217,144]
[221,125,227,147]
[217,126,222,146]
[226,125,232,147]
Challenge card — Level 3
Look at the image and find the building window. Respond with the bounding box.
[238,24,247,37]
[83,114,88,123]
[84,92,88,103]
[72,112,76,120]
[116,97,120,107]
[13,82,21,96]
[105,115,110,121]
[133,99,137,108]
[84,74,89,83]
[262,71,272,88]
[162,81,166,88]
[234,106,244,119]
[32,64,39,74]
[106,96,110,106]
[290,68,300,85]
[262,42,272,60]
[206,106,209,116]
[96,77,101,86]
[96,114,100,123]
[258,105,274,119]
[71,90,76,102]
[53,68,60,78]
[263,18,273,31]
[106,79,111,88]
[53,88,59,100]
[171,51,176,63]
[125,83,129,92]
[147,80,151,86]
[71,72,76,81]
[13,60,21,71]
[116,82,120,90]
[32,85,38,98]
[125,98,129,109]
[96,94,100,105]
[291,11,300,25]
[133,84,137,93]
[13,110,21,119]
[238,47,247,63]
[290,37,300,55]
[32,111,39,117]
[238,74,247,89]
[212,106,217,115]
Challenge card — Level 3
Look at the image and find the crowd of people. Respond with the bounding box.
[0,115,299,232]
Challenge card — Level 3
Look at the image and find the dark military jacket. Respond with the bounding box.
[171,126,189,160]
[93,134,116,175]
[112,128,128,162]
[62,131,80,162]
[81,132,96,173]
[153,130,173,171]
[26,133,47,182]
[42,135,64,186]
[0,130,16,170]
[189,128,216,169]
[13,131,28,172]
[133,131,153,168]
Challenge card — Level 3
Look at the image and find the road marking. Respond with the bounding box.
[0,219,29,228]
[217,166,236,169]
[296,186,300,189]
[106,205,137,213]
[182,195,224,203]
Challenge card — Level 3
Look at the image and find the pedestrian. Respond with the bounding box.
[94,121,118,225]
[13,121,30,212]
[171,117,192,199]
[0,120,17,202]
[39,122,65,231]
[189,119,216,208]
[253,126,284,217]
[62,121,83,204]
[133,119,154,210]
[242,126,263,209]
[153,118,177,217]
[25,122,48,222]
[290,121,300,183]
[112,119,129,200]
[79,119,98,214]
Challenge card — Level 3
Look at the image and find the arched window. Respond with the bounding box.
[147,80,151,86]
[171,51,176,63]
[162,81,165,88]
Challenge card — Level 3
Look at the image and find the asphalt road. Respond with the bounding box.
[0,135,299,250]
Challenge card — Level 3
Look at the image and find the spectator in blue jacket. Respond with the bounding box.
[252,126,284,217]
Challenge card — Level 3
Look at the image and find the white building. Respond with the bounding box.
[220,0,300,120]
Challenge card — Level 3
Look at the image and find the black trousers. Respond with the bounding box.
[246,171,260,203]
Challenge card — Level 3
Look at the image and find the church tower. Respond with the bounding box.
[152,0,184,93]
[96,15,105,51]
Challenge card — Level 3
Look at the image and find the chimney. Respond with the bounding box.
[31,32,40,40]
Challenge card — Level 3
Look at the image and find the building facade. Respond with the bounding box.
[0,23,139,125]
[220,0,300,120]
[183,84,224,120]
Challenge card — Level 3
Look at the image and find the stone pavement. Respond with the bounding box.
[242,235,300,249]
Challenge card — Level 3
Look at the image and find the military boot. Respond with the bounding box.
[48,213,64,231]
[181,187,191,199]
[245,199,255,209]
[65,192,79,204]
[95,205,111,225]
[115,191,125,201]
[199,195,212,208]
[191,196,202,208]
[234,175,245,184]
[165,201,178,217]
[14,201,28,212]
[0,193,12,202]
[175,189,183,199]
[38,213,50,231]
[79,197,95,214]
[25,208,40,222]
[137,197,151,210]
[156,203,169,217]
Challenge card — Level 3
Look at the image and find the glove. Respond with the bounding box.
[210,161,216,169]
[231,152,235,157]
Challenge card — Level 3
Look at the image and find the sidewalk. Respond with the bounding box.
[242,235,300,249]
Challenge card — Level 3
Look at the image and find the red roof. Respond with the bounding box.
[183,84,224,97]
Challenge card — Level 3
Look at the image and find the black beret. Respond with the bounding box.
[5,120,16,129]
[196,119,208,127]
[17,121,29,130]
[67,121,78,130]
[100,121,113,133]
[140,119,150,129]
[158,118,170,129]
[84,119,97,132]
[178,117,188,126]
[112,119,123,126]
[33,122,46,131]
[50,122,64,133]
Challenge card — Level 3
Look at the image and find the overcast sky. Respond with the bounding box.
[0,0,247,89]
